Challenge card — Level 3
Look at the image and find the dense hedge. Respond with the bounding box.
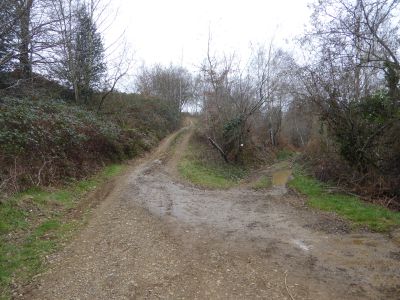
[303,90,400,208]
[97,93,181,139]
[0,97,171,194]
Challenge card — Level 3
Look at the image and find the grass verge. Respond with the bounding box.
[251,175,272,190]
[0,164,124,299]
[178,135,247,189]
[289,170,400,232]
[276,149,296,161]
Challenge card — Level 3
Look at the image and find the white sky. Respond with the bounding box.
[104,0,312,72]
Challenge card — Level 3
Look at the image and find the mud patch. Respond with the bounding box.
[303,216,351,234]
[389,251,400,261]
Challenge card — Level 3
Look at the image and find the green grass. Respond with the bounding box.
[178,137,247,189]
[276,149,295,160]
[251,175,272,190]
[289,171,400,232]
[101,164,124,178]
[179,159,246,189]
[0,163,124,299]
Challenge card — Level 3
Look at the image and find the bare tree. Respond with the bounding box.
[137,64,194,113]
[251,45,296,146]
[201,38,297,162]
[97,40,132,111]
[299,0,400,200]
[3,0,60,77]
[0,0,35,77]
[306,0,400,100]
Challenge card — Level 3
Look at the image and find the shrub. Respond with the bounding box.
[95,93,181,139]
[0,97,156,194]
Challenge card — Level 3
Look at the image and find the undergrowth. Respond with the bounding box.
[0,96,175,195]
[276,149,296,161]
[0,164,124,299]
[178,133,247,189]
[289,169,400,232]
[251,175,272,190]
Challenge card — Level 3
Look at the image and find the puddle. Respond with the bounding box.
[127,161,400,299]
[292,239,311,251]
[272,170,292,186]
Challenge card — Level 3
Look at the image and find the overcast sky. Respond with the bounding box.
[104,0,312,72]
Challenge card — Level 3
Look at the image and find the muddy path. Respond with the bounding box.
[22,125,400,299]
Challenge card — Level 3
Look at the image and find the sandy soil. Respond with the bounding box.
[21,126,400,300]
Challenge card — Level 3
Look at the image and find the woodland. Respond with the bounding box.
[0,0,399,210]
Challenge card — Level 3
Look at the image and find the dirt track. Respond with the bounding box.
[23,126,400,299]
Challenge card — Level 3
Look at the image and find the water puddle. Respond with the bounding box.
[128,162,400,299]
[292,239,311,251]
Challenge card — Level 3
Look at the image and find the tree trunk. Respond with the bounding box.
[73,80,80,103]
[208,137,229,163]
[18,0,33,78]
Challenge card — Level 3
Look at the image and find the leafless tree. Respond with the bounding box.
[251,45,297,146]
[137,64,194,113]
[47,0,130,104]
[97,39,132,111]
[298,0,400,199]
[200,37,298,162]
[0,0,61,78]
[306,0,400,99]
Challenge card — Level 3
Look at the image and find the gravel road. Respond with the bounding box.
[22,127,400,300]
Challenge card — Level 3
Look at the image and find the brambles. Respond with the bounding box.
[0,96,175,195]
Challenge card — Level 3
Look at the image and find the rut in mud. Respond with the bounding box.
[23,126,400,299]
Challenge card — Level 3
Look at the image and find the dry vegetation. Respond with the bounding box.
[197,0,400,209]
[1,0,400,297]
[0,71,183,199]
[1,0,398,208]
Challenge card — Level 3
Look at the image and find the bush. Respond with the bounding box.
[95,93,181,140]
[0,97,168,195]
[302,91,400,208]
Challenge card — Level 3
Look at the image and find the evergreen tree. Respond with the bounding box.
[0,0,17,72]
[74,5,106,103]
[50,2,106,103]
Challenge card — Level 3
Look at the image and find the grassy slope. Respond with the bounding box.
[178,134,247,189]
[289,170,400,232]
[0,89,179,299]
[250,175,272,190]
[0,96,179,196]
[0,164,124,299]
